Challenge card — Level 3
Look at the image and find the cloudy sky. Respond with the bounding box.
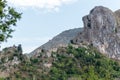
[1,0,120,53]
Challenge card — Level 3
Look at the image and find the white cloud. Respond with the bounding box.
[7,0,77,11]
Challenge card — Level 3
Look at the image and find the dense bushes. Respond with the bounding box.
[2,45,120,80]
[47,46,120,80]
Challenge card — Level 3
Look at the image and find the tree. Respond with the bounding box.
[0,0,21,43]
[17,44,22,54]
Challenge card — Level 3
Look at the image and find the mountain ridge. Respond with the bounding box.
[30,28,83,57]
[31,6,120,60]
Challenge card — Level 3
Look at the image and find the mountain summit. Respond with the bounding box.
[31,6,120,60]
[73,6,120,60]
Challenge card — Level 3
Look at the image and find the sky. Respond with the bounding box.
[1,0,120,53]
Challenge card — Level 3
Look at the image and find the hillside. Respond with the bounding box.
[0,45,120,80]
[0,45,27,79]
[30,28,83,57]
[42,45,120,80]
[1,6,120,80]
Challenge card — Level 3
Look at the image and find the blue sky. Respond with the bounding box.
[1,0,120,53]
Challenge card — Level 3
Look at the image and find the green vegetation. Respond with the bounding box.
[1,1,120,80]
[0,0,21,42]
[1,45,120,80]
[0,78,5,80]
[47,46,120,80]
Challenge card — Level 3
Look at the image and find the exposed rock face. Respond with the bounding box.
[30,6,120,60]
[115,9,120,27]
[41,28,83,50]
[30,28,83,57]
[73,6,120,60]
[0,45,24,77]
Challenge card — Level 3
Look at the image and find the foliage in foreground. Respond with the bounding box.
[47,46,120,80]
[2,46,120,80]
[0,0,21,42]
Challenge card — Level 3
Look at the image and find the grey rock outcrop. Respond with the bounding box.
[73,6,120,60]
[30,28,83,57]
[115,9,120,27]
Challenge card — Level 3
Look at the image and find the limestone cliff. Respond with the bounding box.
[73,6,120,60]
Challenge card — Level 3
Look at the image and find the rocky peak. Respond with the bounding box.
[73,6,120,60]
[30,6,120,60]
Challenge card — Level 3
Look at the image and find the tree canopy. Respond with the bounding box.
[0,0,21,43]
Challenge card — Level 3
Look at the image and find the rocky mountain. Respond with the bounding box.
[30,28,83,57]
[72,6,120,60]
[1,6,120,80]
[31,6,120,60]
